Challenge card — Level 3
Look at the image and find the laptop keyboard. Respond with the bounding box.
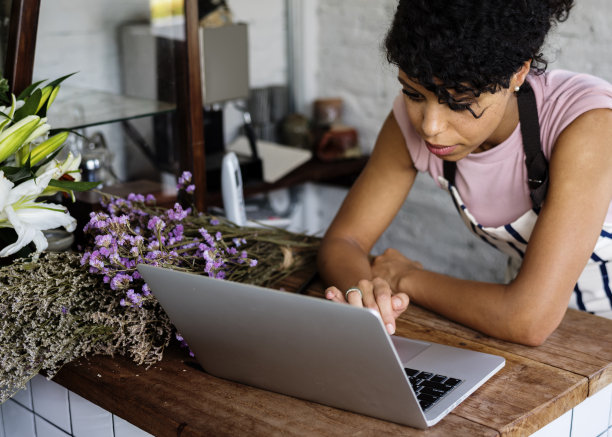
[404,368,463,412]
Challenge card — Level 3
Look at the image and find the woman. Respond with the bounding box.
[317,0,612,346]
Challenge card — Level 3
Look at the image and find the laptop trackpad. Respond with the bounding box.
[391,336,431,363]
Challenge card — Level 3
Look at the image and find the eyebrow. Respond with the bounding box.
[397,76,416,90]
[397,76,477,103]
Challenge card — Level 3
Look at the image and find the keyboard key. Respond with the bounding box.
[417,393,438,403]
[445,378,462,387]
[419,400,432,410]
[420,386,446,397]
[404,368,420,377]
[403,368,463,412]
[430,374,448,383]
[421,380,449,391]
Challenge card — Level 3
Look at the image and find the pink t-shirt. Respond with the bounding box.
[392,70,612,227]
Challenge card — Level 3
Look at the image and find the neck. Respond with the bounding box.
[474,91,520,153]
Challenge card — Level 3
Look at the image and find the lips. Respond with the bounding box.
[425,141,458,157]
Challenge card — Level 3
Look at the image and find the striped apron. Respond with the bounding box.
[440,82,612,318]
[438,175,612,319]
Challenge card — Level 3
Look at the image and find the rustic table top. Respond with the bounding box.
[53,273,612,437]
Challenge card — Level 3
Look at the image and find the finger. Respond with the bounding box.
[325,286,345,303]
[358,279,376,310]
[345,284,365,308]
[391,292,410,318]
[371,278,396,335]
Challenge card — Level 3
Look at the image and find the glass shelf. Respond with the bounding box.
[46,86,176,131]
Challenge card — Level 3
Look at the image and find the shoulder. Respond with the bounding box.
[528,70,612,157]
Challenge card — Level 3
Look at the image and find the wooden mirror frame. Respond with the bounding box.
[3,0,207,211]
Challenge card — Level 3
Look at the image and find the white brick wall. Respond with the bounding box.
[312,1,612,280]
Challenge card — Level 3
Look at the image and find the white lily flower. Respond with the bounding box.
[36,152,82,180]
[37,152,82,200]
[0,169,76,257]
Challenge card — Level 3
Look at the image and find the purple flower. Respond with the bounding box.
[249,259,258,267]
[210,218,219,226]
[147,216,166,232]
[186,184,195,194]
[127,193,145,202]
[61,306,68,315]
[178,171,192,186]
[110,273,132,291]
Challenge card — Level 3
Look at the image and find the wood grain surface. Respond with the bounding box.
[51,273,612,437]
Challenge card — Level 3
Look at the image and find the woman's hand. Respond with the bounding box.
[371,248,423,291]
[325,277,410,335]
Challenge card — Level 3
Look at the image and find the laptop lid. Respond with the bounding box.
[138,264,503,428]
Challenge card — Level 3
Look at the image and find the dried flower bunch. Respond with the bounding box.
[0,172,319,403]
[81,172,319,309]
[0,251,173,404]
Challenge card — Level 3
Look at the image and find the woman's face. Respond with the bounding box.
[398,70,518,161]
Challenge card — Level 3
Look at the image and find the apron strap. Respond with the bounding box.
[443,81,549,209]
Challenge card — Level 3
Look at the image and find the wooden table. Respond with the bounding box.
[53,273,612,436]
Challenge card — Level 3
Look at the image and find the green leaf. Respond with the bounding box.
[0,164,33,184]
[0,78,10,106]
[46,72,77,88]
[48,179,100,191]
[16,79,47,101]
[13,89,42,122]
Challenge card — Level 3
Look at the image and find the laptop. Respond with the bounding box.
[138,264,505,429]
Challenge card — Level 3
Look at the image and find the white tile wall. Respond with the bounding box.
[35,416,71,437]
[113,416,154,437]
[571,384,612,437]
[0,402,5,437]
[11,380,33,410]
[31,375,71,434]
[2,400,36,437]
[69,392,113,437]
[530,409,572,437]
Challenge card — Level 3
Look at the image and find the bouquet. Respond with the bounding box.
[0,74,97,260]
[0,172,320,403]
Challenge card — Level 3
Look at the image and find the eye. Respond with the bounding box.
[447,101,473,112]
[401,89,423,101]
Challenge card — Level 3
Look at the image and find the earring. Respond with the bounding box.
[514,86,521,92]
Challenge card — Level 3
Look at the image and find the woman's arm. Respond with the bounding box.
[373,108,612,346]
[317,111,418,332]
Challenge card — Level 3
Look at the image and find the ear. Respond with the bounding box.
[511,60,532,89]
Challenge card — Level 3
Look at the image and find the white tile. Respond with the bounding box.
[572,384,612,437]
[30,374,71,433]
[10,380,33,410]
[113,415,154,437]
[2,399,36,437]
[34,416,71,437]
[0,402,6,437]
[69,391,114,437]
[530,408,572,437]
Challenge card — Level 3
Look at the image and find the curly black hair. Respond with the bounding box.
[385,0,574,108]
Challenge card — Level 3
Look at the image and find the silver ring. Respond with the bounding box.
[345,287,363,300]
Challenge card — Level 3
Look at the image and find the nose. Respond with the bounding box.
[420,102,448,139]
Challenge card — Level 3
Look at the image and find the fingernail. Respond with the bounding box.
[386,323,395,335]
[326,291,334,299]
[392,297,402,309]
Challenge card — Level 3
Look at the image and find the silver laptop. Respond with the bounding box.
[138,264,504,428]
